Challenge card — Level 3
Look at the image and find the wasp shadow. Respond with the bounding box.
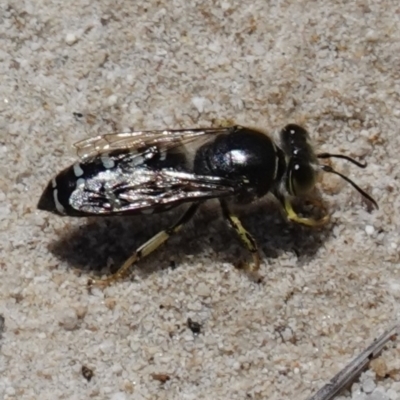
[48,197,333,279]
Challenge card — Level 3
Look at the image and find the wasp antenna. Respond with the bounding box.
[317,153,367,168]
[320,164,378,209]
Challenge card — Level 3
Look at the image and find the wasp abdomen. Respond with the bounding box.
[38,151,129,216]
[38,145,192,216]
[38,164,82,215]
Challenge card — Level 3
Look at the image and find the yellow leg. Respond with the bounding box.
[282,196,329,227]
[88,203,200,287]
[220,200,261,276]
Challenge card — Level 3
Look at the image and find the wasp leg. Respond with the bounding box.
[89,203,200,287]
[219,200,261,278]
[279,195,329,227]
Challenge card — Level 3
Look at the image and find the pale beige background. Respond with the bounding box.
[1,1,400,399]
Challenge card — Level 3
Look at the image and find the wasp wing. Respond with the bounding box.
[73,169,239,215]
[115,170,237,211]
[71,127,242,215]
[74,127,233,160]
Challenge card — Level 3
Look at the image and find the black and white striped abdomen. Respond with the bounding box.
[37,147,189,216]
[37,153,120,216]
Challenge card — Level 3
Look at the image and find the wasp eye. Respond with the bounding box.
[288,161,316,195]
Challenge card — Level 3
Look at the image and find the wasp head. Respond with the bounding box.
[280,124,318,196]
[279,124,378,209]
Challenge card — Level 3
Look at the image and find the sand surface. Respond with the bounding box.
[1,1,400,399]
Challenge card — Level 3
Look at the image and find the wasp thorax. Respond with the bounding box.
[194,126,285,200]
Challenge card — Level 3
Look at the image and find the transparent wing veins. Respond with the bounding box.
[82,169,238,214]
[74,128,233,160]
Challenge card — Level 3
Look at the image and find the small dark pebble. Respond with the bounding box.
[151,373,170,384]
[82,365,94,382]
[187,318,201,335]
